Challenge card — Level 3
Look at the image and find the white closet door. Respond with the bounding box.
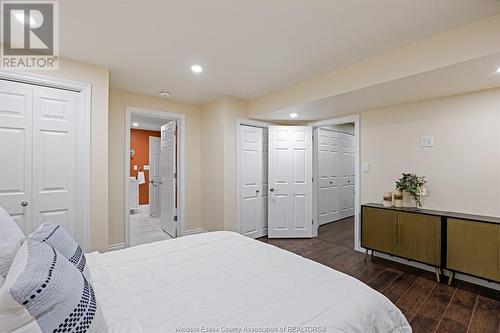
[160,120,176,237]
[240,126,262,237]
[149,136,161,216]
[268,126,312,238]
[339,132,355,219]
[239,125,267,238]
[32,86,78,237]
[261,128,268,235]
[317,128,340,225]
[0,80,33,233]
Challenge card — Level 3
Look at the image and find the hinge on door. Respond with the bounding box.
[312,177,314,182]
[312,219,314,225]
[174,215,178,222]
[174,172,177,179]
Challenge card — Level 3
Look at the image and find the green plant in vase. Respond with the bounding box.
[395,173,427,208]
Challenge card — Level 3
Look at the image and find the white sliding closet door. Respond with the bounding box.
[32,86,77,235]
[317,128,340,225]
[316,128,355,224]
[0,81,33,232]
[0,80,83,244]
[339,132,355,219]
[268,126,312,238]
[239,125,268,238]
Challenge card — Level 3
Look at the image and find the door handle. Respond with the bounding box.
[21,201,28,207]
[329,181,333,184]
[269,188,275,192]
[256,190,260,193]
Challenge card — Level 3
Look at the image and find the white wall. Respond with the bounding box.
[360,88,500,217]
[201,97,248,232]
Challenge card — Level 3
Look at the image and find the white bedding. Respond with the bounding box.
[87,231,411,333]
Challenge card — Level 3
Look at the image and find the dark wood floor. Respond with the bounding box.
[260,217,500,333]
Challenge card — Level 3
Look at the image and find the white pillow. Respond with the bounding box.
[29,223,90,280]
[0,239,107,333]
[0,206,25,279]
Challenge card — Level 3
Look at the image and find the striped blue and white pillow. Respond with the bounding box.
[0,206,25,280]
[0,239,107,333]
[29,223,90,280]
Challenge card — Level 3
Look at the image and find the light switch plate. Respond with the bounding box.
[133,165,138,171]
[144,165,150,171]
[362,163,369,173]
[420,136,434,147]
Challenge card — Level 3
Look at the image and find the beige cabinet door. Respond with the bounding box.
[397,212,441,266]
[447,218,499,282]
[361,207,397,254]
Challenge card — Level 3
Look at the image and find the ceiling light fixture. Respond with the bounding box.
[496,66,500,74]
[289,112,298,118]
[159,90,171,98]
[132,122,139,127]
[191,64,203,74]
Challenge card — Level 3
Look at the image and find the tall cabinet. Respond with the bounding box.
[0,80,85,246]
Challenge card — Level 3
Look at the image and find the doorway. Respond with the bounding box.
[125,107,185,248]
[236,115,360,251]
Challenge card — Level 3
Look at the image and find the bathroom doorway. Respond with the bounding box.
[125,107,185,247]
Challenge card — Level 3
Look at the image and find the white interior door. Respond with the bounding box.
[339,132,355,219]
[33,86,78,239]
[160,120,176,237]
[317,128,341,225]
[0,80,33,233]
[238,125,268,238]
[268,126,313,238]
[148,136,161,216]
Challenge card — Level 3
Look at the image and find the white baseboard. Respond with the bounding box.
[184,228,207,235]
[357,248,500,291]
[107,243,125,252]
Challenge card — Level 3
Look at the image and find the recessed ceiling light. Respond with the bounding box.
[289,112,298,118]
[496,66,500,74]
[132,122,139,127]
[191,64,203,74]
[159,90,171,98]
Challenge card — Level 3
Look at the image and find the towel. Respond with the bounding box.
[137,171,145,185]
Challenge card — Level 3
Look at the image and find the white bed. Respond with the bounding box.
[87,231,411,333]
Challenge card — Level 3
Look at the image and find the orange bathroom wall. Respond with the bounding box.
[130,129,161,205]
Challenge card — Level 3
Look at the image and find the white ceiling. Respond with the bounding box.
[268,53,500,121]
[130,114,170,131]
[59,1,500,104]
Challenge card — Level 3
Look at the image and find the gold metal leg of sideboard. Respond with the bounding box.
[364,249,369,262]
[435,267,441,283]
[447,271,455,285]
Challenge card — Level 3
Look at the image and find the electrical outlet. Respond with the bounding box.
[420,136,434,147]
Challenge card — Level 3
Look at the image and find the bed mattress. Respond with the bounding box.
[87,231,411,333]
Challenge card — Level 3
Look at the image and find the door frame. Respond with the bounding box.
[124,106,186,247]
[309,114,361,251]
[235,118,274,236]
[0,70,91,251]
[148,136,161,217]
